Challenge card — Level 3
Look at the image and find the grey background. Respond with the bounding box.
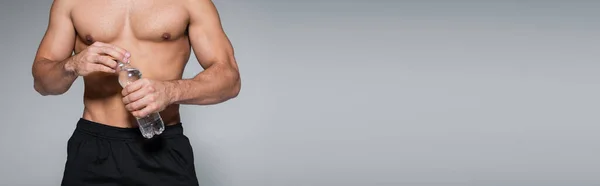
[1,0,600,185]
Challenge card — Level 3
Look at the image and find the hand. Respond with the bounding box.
[65,41,130,76]
[121,78,173,118]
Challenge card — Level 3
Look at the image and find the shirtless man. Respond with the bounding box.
[31,0,241,185]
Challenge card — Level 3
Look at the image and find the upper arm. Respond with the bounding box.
[186,0,237,71]
[34,0,76,63]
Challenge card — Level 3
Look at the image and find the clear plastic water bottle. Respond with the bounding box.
[117,61,165,139]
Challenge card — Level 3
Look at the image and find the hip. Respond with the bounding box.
[61,118,199,185]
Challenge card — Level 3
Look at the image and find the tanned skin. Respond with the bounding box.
[32,0,241,128]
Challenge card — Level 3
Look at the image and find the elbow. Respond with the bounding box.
[227,71,241,99]
[33,81,52,96]
[32,69,51,96]
[33,77,48,96]
[229,78,241,99]
[31,61,68,96]
[33,78,64,96]
[222,65,241,100]
[34,82,51,96]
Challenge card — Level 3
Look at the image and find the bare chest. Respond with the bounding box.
[71,0,189,44]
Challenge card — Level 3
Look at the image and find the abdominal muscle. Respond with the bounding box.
[81,95,182,128]
[77,39,191,128]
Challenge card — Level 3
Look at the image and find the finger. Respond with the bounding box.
[106,45,130,61]
[96,46,128,63]
[94,55,118,69]
[92,42,130,60]
[88,46,126,63]
[122,86,150,104]
[90,64,116,74]
[132,103,157,118]
[126,95,154,113]
[122,79,146,96]
[91,41,106,47]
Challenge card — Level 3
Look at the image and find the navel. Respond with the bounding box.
[162,33,171,40]
[85,35,94,45]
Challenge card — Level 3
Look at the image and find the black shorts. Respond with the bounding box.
[61,118,199,186]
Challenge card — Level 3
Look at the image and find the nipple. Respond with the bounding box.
[85,35,94,44]
[161,33,171,40]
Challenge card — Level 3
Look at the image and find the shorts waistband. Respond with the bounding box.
[75,118,184,140]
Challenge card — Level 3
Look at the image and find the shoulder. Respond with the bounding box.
[184,0,213,6]
[51,0,76,9]
[183,0,220,22]
[50,0,76,16]
[183,0,217,13]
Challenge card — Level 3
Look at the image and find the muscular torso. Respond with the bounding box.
[71,0,191,127]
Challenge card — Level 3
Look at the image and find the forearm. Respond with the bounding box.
[32,56,78,96]
[168,63,241,105]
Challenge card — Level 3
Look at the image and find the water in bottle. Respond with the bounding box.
[117,61,166,139]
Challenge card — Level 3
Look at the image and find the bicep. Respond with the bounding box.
[35,0,76,62]
[187,0,236,70]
